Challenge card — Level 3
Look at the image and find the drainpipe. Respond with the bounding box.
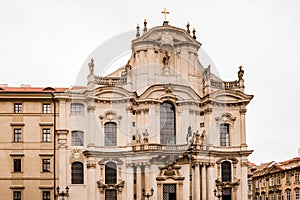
[51,93,57,200]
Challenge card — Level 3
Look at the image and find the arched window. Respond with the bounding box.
[71,162,84,184]
[105,162,117,184]
[221,161,232,182]
[220,123,230,146]
[160,102,176,144]
[104,122,117,146]
[71,130,84,146]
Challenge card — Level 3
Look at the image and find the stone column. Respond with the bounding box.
[240,108,247,147]
[201,163,207,200]
[136,164,142,200]
[241,162,248,200]
[87,157,96,200]
[144,163,150,192]
[194,163,201,200]
[57,129,69,188]
[206,163,215,200]
[87,104,95,147]
[126,164,134,200]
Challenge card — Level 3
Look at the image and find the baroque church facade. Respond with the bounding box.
[0,15,253,200]
[56,18,253,200]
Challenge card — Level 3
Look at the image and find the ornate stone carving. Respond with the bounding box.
[157,164,184,181]
[99,110,122,125]
[97,180,125,193]
[69,148,84,164]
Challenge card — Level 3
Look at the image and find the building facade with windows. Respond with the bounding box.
[56,19,253,200]
[0,85,66,200]
[251,158,300,200]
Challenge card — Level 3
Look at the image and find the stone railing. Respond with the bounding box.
[95,76,127,86]
[210,79,240,90]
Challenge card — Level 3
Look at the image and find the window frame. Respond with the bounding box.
[286,173,291,184]
[14,103,22,113]
[221,161,232,182]
[42,191,51,200]
[42,159,51,172]
[42,128,51,142]
[295,188,300,200]
[13,128,22,142]
[71,162,84,184]
[42,103,51,113]
[70,103,85,115]
[160,102,176,145]
[13,191,22,200]
[71,130,84,146]
[105,162,117,184]
[13,159,22,173]
[219,123,230,146]
[269,177,274,186]
[104,122,117,146]
[295,172,300,183]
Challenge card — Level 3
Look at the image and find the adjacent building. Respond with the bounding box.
[250,158,300,200]
[0,85,66,200]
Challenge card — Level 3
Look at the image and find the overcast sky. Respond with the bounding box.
[1,0,299,164]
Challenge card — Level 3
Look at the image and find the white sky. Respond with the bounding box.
[1,0,299,164]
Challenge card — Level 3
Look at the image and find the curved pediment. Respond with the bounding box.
[208,90,253,105]
[138,84,201,102]
[132,25,201,53]
[94,86,133,100]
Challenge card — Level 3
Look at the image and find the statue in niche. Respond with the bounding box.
[162,51,170,65]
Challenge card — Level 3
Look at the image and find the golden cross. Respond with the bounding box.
[161,8,170,21]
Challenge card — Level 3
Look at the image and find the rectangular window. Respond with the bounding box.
[42,191,50,200]
[277,175,281,185]
[286,174,291,184]
[277,191,281,200]
[255,180,259,188]
[14,103,22,113]
[42,128,51,142]
[71,131,84,146]
[14,129,22,142]
[262,179,266,187]
[42,103,51,113]
[13,159,21,172]
[295,189,300,200]
[295,172,300,183]
[42,159,50,172]
[286,191,291,200]
[269,193,274,200]
[220,124,230,146]
[71,103,84,115]
[13,191,21,200]
[269,177,274,186]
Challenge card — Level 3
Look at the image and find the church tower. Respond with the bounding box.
[57,10,253,200]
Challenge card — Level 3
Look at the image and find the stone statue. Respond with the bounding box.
[142,129,149,143]
[238,66,244,80]
[88,58,94,74]
[162,52,170,65]
[186,126,195,146]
